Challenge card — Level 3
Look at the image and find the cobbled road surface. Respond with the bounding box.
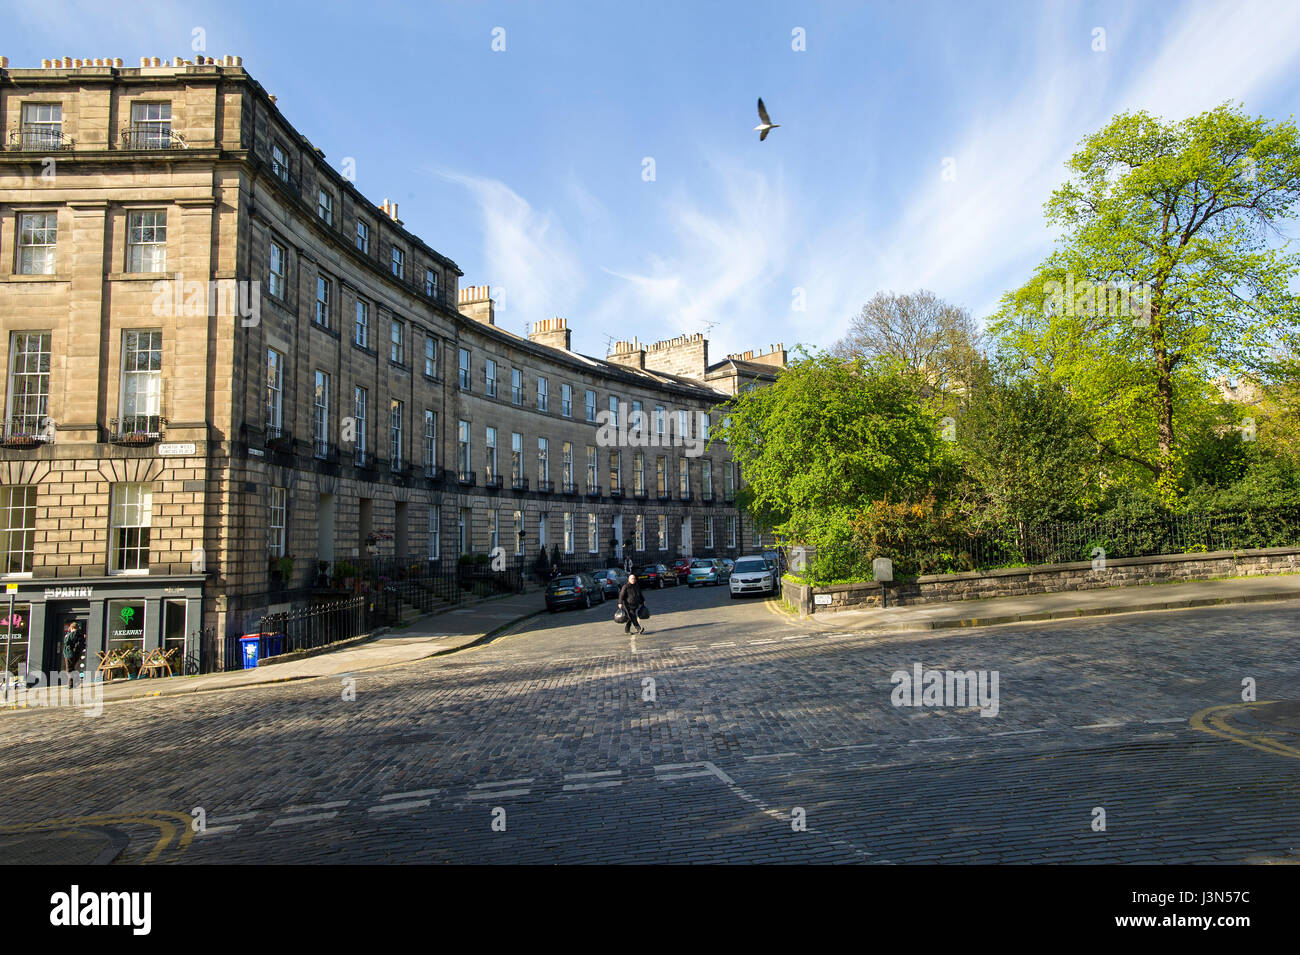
[4,584,1299,864]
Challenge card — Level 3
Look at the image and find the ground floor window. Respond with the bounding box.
[458,508,470,555]
[110,484,152,573]
[0,602,30,678]
[538,513,547,550]
[705,516,714,549]
[680,516,691,551]
[727,515,737,548]
[0,486,36,575]
[635,515,645,551]
[563,513,574,554]
[429,505,441,560]
[657,515,667,551]
[163,599,187,666]
[587,513,598,554]
[106,599,146,654]
[268,486,287,557]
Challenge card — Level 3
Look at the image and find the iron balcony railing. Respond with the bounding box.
[120,126,188,150]
[485,473,504,489]
[2,416,54,447]
[584,484,602,498]
[610,486,625,498]
[108,414,165,444]
[536,480,555,494]
[561,481,578,495]
[512,476,529,491]
[457,470,476,487]
[632,488,648,500]
[5,126,75,151]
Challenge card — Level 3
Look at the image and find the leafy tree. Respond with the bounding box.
[715,351,950,551]
[990,103,1300,501]
[958,371,1100,523]
[833,289,982,395]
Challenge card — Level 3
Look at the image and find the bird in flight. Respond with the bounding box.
[754,98,780,141]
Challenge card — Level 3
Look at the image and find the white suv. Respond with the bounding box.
[729,554,778,598]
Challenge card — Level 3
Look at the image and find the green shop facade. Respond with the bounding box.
[2,574,205,681]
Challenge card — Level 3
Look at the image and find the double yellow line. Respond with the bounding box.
[0,810,196,862]
[1190,701,1300,761]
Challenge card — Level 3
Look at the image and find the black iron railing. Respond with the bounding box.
[6,126,75,150]
[108,414,165,444]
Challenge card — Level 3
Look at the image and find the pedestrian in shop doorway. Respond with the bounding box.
[62,621,86,680]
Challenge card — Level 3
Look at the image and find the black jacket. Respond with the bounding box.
[618,582,645,609]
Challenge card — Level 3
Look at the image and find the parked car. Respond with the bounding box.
[729,555,778,598]
[591,568,628,597]
[688,558,730,587]
[636,564,678,588]
[721,558,735,574]
[761,550,785,574]
[670,557,693,582]
[546,573,607,611]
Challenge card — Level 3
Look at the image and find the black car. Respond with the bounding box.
[545,573,606,611]
[591,568,628,597]
[635,564,678,588]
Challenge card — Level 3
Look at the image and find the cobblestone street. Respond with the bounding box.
[4,588,1299,864]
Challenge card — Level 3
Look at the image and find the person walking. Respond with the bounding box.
[618,573,647,635]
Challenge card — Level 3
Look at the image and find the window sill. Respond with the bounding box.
[108,569,150,577]
[389,360,411,373]
[311,321,339,339]
[352,342,377,358]
[106,272,170,282]
[5,273,66,282]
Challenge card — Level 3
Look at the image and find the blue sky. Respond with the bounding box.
[5,0,1300,358]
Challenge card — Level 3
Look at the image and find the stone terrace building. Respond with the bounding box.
[0,54,784,677]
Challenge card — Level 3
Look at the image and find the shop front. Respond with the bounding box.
[3,575,205,683]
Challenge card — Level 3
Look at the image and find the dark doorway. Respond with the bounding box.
[45,602,90,677]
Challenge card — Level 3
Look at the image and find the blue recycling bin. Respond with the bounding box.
[239,635,261,669]
[264,632,286,657]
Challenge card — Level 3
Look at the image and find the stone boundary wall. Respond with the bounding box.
[781,547,1300,617]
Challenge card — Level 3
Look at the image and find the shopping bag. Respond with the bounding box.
[637,605,650,620]
[613,606,628,624]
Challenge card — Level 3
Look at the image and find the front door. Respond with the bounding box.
[45,602,90,675]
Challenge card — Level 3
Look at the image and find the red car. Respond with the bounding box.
[670,557,692,582]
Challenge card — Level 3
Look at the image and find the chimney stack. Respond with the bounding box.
[457,285,495,326]
[529,317,572,352]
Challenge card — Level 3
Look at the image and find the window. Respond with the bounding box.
[511,368,523,405]
[458,348,471,389]
[633,453,645,493]
[585,389,596,422]
[705,516,715,549]
[355,219,371,254]
[485,359,498,398]
[428,505,441,559]
[634,514,645,551]
[631,400,643,433]
[655,405,665,437]
[129,101,171,148]
[511,432,523,482]
[608,395,619,428]
[700,412,711,440]
[702,459,713,498]
[725,462,735,499]
[268,487,287,557]
[727,515,737,548]
[585,445,597,490]
[317,189,334,225]
[538,437,549,483]
[6,332,51,439]
[680,516,691,550]
[561,383,572,417]
[485,427,498,481]
[657,515,667,551]
[563,513,574,554]
[424,336,438,377]
[389,399,404,469]
[537,376,549,412]
[538,513,548,549]
[390,319,405,364]
[514,510,524,555]
[271,142,290,181]
[0,486,36,575]
[587,514,598,554]
[424,410,437,474]
[315,275,332,328]
[424,268,438,297]
[354,386,368,465]
[458,420,470,474]
[677,409,689,441]
[656,456,666,494]
[17,212,56,274]
[679,458,690,494]
[355,300,370,348]
[458,507,469,554]
[127,210,166,272]
[313,371,330,457]
[120,330,162,430]
[562,442,573,486]
[110,484,152,572]
[268,240,287,299]
[265,348,284,436]
[609,451,622,492]
[20,103,62,148]
[391,246,405,279]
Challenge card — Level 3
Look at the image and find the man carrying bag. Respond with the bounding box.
[617,574,647,635]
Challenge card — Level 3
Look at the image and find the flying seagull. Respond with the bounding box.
[754,97,780,141]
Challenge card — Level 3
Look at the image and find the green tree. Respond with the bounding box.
[990,103,1300,501]
[958,372,1100,524]
[715,351,950,554]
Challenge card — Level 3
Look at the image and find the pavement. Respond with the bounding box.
[801,572,1300,631]
[58,589,550,705]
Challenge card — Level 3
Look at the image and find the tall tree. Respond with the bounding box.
[990,103,1300,500]
[834,290,982,395]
